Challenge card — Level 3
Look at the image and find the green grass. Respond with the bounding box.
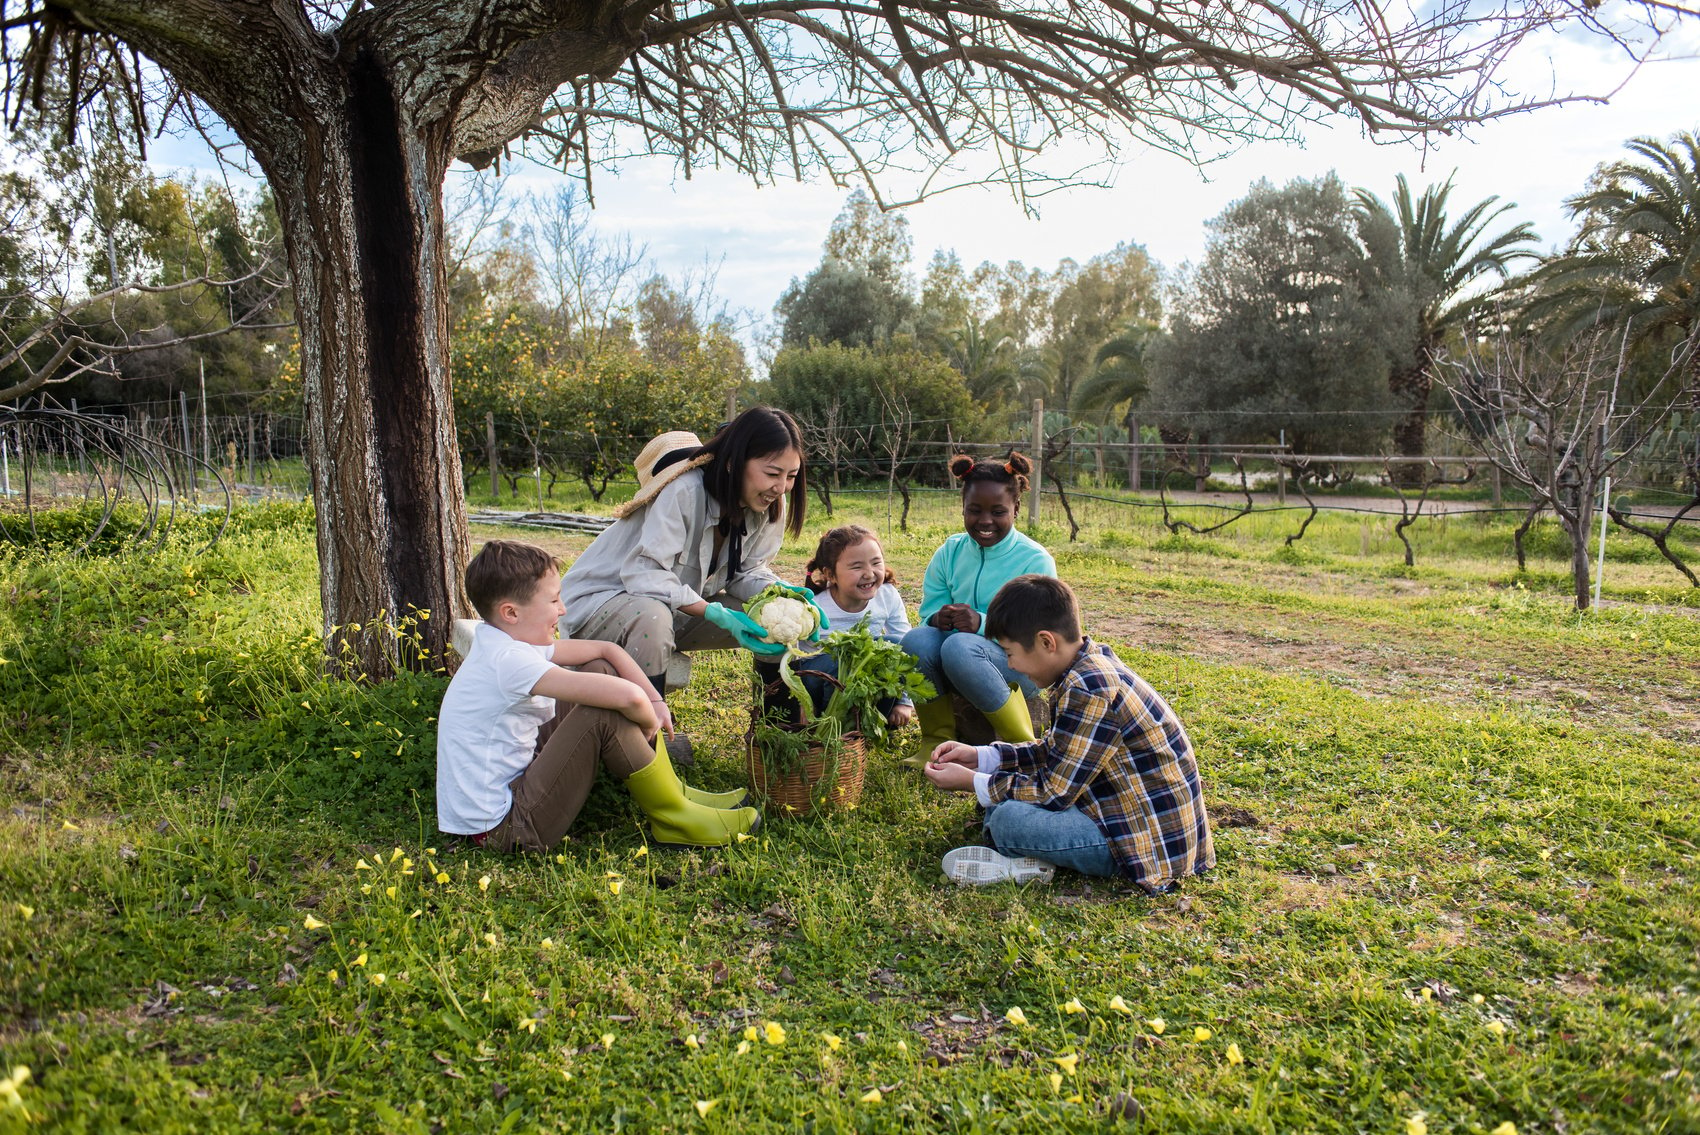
[0,501,1697,1132]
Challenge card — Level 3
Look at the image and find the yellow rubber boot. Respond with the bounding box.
[683,782,752,808]
[983,687,1037,743]
[625,737,760,847]
[915,697,956,756]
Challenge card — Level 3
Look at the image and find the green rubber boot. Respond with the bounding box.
[983,687,1037,743]
[915,696,956,755]
[625,737,761,847]
[683,782,752,808]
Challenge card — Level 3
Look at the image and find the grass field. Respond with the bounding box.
[0,498,1696,1133]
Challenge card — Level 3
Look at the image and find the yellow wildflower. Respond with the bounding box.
[1485,1021,1508,1037]
[355,859,372,871]
[327,969,338,984]
[435,872,450,885]
[540,938,555,950]
[1490,1124,1518,1135]
[1471,993,1486,1005]
[735,832,752,843]
[302,915,327,931]
[1060,997,1086,1015]
[735,1040,750,1055]
[859,1088,882,1104]
[479,875,491,893]
[1146,1017,1166,1035]
[61,820,78,831]
[1048,1072,1063,1093]
[601,1033,615,1049]
[896,1040,908,1053]
[609,880,623,896]
[634,846,649,858]
[484,932,497,946]
[352,953,367,968]
[694,1100,717,1118]
[390,847,403,863]
[1107,995,1133,1016]
[1226,1043,1244,1066]
[820,1032,843,1052]
[15,905,32,920]
[371,973,386,985]
[518,1017,537,1034]
[744,1025,758,1042]
[384,886,396,899]
[1406,1113,1428,1135]
[1004,1006,1029,1027]
[1053,1053,1080,1076]
[764,1021,786,1046]
[684,1034,701,1049]
[360,884,372,895]
[1193,1026,1212,1042]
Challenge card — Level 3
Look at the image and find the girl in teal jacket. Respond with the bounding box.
[902,452,1056,751]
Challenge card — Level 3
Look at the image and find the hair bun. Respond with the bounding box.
[1005,451,1033,476]
[948,454,977,480]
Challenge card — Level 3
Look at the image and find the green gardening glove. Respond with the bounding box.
[703,602,787,657]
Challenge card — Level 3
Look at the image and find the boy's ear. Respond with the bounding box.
[493,597,520,625]
[1036,629,1058,654]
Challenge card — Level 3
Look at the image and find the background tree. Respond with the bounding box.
[1148,175,1413,454]
[1073,317,1159,488]
[1526,131,1700,407]
[1354,174,1539,475]
[777,191,916,349]
[4,0,1675,673]
[1039,243,1162,409]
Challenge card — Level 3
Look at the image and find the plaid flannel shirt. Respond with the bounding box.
[983,639,1215,892]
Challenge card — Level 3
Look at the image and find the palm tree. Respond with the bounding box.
[1526,131,1700,406]
[1354,175,1539,469]
[946,317,1020,407]
[1073,319,1159,489]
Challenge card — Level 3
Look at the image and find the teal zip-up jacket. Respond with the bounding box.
[918,529,1057,636]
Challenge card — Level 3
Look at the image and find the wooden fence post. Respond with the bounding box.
[246,415,256,484]
[179,390,195,496]
[1029,398,1044,528]
[1128,415,1141,493]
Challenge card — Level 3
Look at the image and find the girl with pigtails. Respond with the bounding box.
[901,452,1057,752]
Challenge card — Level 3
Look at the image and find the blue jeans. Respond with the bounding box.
[984,801,1118,877]
[900,626,1036,711]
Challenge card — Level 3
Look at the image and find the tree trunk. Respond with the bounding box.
[1389,340,1436,486]
[265,51,470,676]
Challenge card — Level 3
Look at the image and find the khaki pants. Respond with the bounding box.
[570,592,740,679]
[484,660,655,853]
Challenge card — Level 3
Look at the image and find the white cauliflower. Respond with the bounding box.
[754,596,814,644]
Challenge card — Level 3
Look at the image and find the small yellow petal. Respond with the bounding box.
[355,859,372,871]
[1146,1017,1166,1035]
[684,1034,701,1049]
[435,872,450,885]
[735,1040,750,1055]
[764,1021,786,1045]
[1471,993,1486,1005]
[609,880,623,895]
[735,833,752,843]
[1004,1006,1029,1027]
[694,1100,717,1117]
[1406,1113,1428,1135]
[896,1040,908,1053]
[1226,1042,1244,1066]
[1485,1020,1507,1037]
[744,1025,758,1042]
[384,886,396,899]
[1053,1053,1079,1076]
[371,973,386,985]
[479,875,491,892]
[327,969,338,984]
[481,989,491,1003]
[61,820,79,831]
[1490,1124,1518,1135]
[302,915,326,930]
[540,938,554,949]
[518,1017,536,1033]
[859,1088,882,1104]
[601,1032,615,1049]
[390,847,403,863]
[1107,995,1133,1016]
[1060,997,1086,1014]
[15,905,32,920]
[352,953,367,967]
[484,932,497,946]
[604,870,623,879]
[360,884,372,895]
[820,1032,842,1051]
[634,846,649,858]
[1193,1026,1212,1042]
[1048,1072,1063,1093]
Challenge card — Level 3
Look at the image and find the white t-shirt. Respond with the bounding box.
[815,583,912,638]
[436,623,557,834]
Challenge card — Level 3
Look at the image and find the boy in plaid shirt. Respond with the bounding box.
[924,575,1215,890]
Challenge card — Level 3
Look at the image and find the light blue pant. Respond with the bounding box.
[900,626,1036,712]
[984,800,1117,877]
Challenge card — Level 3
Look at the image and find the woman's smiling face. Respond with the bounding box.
[740,448,801,514]
[962,480,1017,547]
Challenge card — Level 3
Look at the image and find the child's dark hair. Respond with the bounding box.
[984,575,1081,647]
[465,540,560,620]
[804,524,898,593]
[950,451,1032,499]
[689,406,808,538]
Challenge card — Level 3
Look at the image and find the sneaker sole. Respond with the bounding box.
[942,845,1056,886]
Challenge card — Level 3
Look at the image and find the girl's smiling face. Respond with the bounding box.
[740,448,801,514]
[824,537,886,611]
[962,480,1017,547]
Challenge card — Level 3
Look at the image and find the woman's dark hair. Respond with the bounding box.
[949,451,1032,500]
[804,524,898,594]
[691,406,807,537]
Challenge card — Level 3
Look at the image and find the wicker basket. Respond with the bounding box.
[745,732,868,819]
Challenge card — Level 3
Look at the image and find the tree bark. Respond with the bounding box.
[1389,339,1436,485]
[261,48,470,675]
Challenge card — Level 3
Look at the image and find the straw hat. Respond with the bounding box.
[611,431,713,519]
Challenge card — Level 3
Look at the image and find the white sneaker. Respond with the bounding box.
[942,845,1056,886]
